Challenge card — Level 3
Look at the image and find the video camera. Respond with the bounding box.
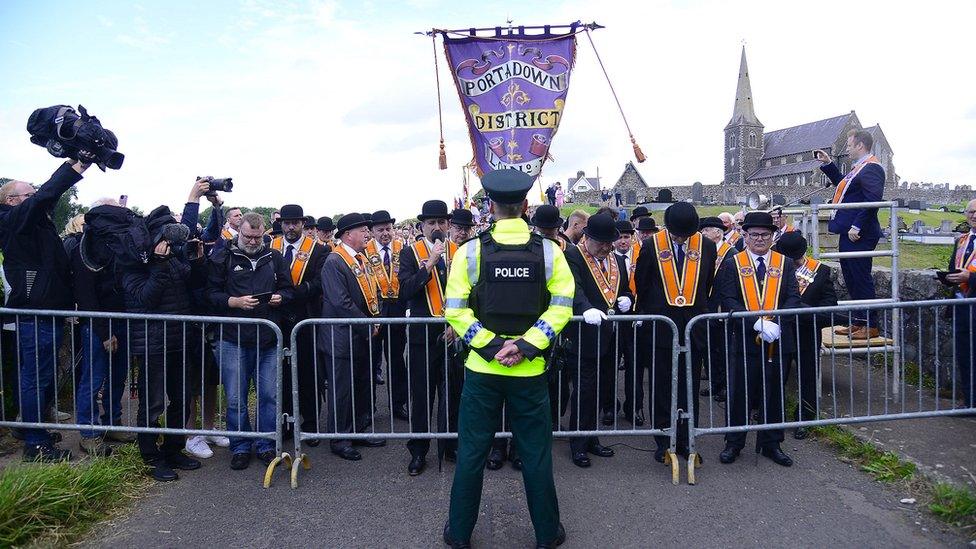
[27,105,123,170]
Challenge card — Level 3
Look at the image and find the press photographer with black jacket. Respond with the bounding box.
[0,159,89,462]
[121,205,208,481]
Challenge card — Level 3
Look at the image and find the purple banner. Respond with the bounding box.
[443,28,577,178]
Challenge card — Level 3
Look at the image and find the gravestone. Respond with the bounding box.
[939,220,954,233]
[907,200,921,210]
[772,194,786,206]
[895,198,906,208]
[656,188,673,203]
[911,219,925,233]
[691,182,704,204]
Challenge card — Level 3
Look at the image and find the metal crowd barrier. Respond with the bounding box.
[684,298,976,485]
[287,314,682,487]
[0,308,288,487]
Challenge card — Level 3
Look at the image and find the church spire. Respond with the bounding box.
[727,45,762,128]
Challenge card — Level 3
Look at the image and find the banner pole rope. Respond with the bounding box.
[583,27,646,163]
[432,31,448,170]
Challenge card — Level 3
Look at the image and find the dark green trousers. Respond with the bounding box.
[448,370,560,545]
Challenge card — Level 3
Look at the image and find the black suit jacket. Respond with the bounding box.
[717,251,803,355]
[397,241,450,342]
[820,160,885,238]
[947,236,976,298]
[564,246,631,359]
[319,250,373,358]
[634,233,717,348]
[279,239,330,326]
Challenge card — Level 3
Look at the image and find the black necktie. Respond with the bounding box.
[756,256,766,290]
[601,259,608,277]
[966,235,975,263]
[675,243,685,271]
[382,246,391,272]
[284,244,294,265]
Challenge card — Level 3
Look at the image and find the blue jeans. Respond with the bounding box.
[217,340,277,454]
[76,324,129,438]
[17,316,62,446]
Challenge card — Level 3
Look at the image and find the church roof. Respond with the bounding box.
[726,46,762,128]
[613,161,650,190]
[747,159,822,181]
[762,113,852,159]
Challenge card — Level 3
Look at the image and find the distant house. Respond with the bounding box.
[568,170,601,194]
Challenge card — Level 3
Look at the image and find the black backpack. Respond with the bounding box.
[82,205,151,269]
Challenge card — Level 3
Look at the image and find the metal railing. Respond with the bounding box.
[683,298,976,484]
[0,308,288,487]
[286,314,683,487]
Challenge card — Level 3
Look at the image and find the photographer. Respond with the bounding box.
[0,159,89,462]
[207,213,293,470]
[121,205,208,481]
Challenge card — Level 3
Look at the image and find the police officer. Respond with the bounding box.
[443,169,574,549]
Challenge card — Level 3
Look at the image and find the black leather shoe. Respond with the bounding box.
[353,438,386,447]
[393,404,410,421]
[793,427,810,440]
[537,522,567,548]
[713,389,727,403]
[486,448,504,470]
[719,446,740,464]
[408,455,426,476]
[600,410,614,426]
[23,443,72,463]
[571,451,591,468]
[653,446,666,464]
[166,453,201,471]
[443,520,471,548]
[760,446,794,467]
[332,447,362,461]
[257,450,277,467]
[230,452,251,470]
[587,443,614,457]
[148,463,178,482]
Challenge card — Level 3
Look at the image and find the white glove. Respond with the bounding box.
[763,321,781,341]
[616,296,632,313]
[753,318,765,333]
[582,308,608,326]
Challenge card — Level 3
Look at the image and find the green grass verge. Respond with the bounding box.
[0,444,149,547]
[812,424,976,531]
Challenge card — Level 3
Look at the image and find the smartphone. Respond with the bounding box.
[935,269,961,285]
[251,291,274,303]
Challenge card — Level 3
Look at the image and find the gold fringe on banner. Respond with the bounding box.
[432,32,447,170]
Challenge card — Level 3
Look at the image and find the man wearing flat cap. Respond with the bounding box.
[397,200,458,476]
[775,231,837,439]
[319,213,386,461]
[443,169,574,548]
[716,211,801,467]
[563,214,631,466]
[633,202,717,463]
[272,205,330,442]
[365,210,407,402]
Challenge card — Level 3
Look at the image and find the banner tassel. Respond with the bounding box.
[585,27,646,163]
[432,32,448,170]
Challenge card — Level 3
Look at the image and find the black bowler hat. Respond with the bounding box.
[741,211,778,232]
[371,210,396,226]
[699,216,726,231]
[636,216,657,232]
[481,169,533,204]
[583,213,620,243]
[615,220,634,234]
[303,215,315,228]
[530,205,563,229]
[316,216,334,232]
[361,212,374,228]
[417,200,451,221]
[775,231,808,260]
[336,213,370,236]
[450,208,475,227]
[630,206,650,221]
[664,202,699,238]
[271,219,282,236]
[279,204,304,221]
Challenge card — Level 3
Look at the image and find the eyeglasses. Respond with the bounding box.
[747,232,773,240]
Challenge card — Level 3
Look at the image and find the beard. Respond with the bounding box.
[242,242,264,255]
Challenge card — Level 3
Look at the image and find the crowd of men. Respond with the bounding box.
[1,129,973,496]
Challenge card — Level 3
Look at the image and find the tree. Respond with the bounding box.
[53,186,85,234]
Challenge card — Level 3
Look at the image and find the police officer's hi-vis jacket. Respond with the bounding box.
[445,218,575,377]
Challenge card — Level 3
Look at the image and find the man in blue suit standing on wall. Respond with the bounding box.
[815,129,886,339]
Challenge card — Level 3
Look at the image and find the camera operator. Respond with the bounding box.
[0,159,90,462]
[207,213,293,470]
[186,177,226,255]
[121,205,208,481]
